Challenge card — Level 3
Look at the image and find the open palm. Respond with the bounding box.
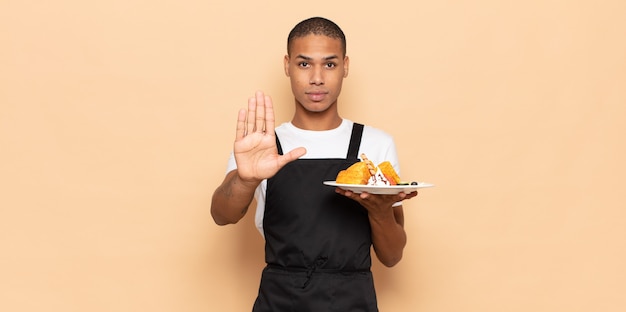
[233,91,306,182]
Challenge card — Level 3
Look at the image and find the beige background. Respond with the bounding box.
[1,0,625,311]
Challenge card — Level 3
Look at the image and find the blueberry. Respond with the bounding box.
[410,182,418,185]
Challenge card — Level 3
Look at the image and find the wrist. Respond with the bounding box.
[368,208,396,225]
[234,172,262,189]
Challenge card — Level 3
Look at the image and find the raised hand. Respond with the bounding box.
[234,91,306,182]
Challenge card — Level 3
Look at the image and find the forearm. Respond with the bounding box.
[369,206,407,267]
[211,170,260,225]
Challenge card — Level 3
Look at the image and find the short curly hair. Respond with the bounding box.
[287,17,346,56]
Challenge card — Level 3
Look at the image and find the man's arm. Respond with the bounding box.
[210,91,306,226]
[368,204,408,267]
[210,170,260,225]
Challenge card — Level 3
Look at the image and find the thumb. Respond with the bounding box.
[277,147,307,167]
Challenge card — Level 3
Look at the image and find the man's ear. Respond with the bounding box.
[284,55,290,77]
[343,55,350,78]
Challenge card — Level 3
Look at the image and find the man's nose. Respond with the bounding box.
[309,67,324,85]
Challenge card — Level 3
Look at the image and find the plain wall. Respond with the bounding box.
[1,1,625,311]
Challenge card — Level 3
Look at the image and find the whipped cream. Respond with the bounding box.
[367,168,390,186]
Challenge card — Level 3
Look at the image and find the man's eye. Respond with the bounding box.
[326,63,336,68]
[299,62,309,67]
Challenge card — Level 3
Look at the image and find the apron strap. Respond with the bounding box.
[347,123,364,159]
[275,135,284,155]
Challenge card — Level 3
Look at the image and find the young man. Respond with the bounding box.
[211,17,418,311]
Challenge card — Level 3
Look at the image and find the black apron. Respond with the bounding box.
[252,123,379,312]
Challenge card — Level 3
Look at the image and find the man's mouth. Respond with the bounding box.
[306,91,327,102]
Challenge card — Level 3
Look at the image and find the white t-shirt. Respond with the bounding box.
[226,119,401,235]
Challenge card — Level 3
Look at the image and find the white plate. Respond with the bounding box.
[323,181,434,195]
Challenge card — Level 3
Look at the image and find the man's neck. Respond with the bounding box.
[291,110,342,131]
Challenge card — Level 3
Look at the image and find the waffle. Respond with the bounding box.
[335,154,401,185]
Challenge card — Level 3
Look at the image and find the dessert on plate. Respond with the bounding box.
[336,154,402,186]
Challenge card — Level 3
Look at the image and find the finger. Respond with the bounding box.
[343,190,355,197]
[394,191,417,201]
[255,91,265,133]
[277,147,306,167]
[335,188,353,197]
[246,95,257,135]
[264,95,275,136]
[235,108,247,140]
[406,191,418,199]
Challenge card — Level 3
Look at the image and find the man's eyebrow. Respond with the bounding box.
[295,54,339,61]
[295,54,312,60]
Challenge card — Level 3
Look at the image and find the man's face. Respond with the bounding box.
[284,34,349,113]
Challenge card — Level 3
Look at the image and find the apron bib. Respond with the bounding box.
[252,123,379,312]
